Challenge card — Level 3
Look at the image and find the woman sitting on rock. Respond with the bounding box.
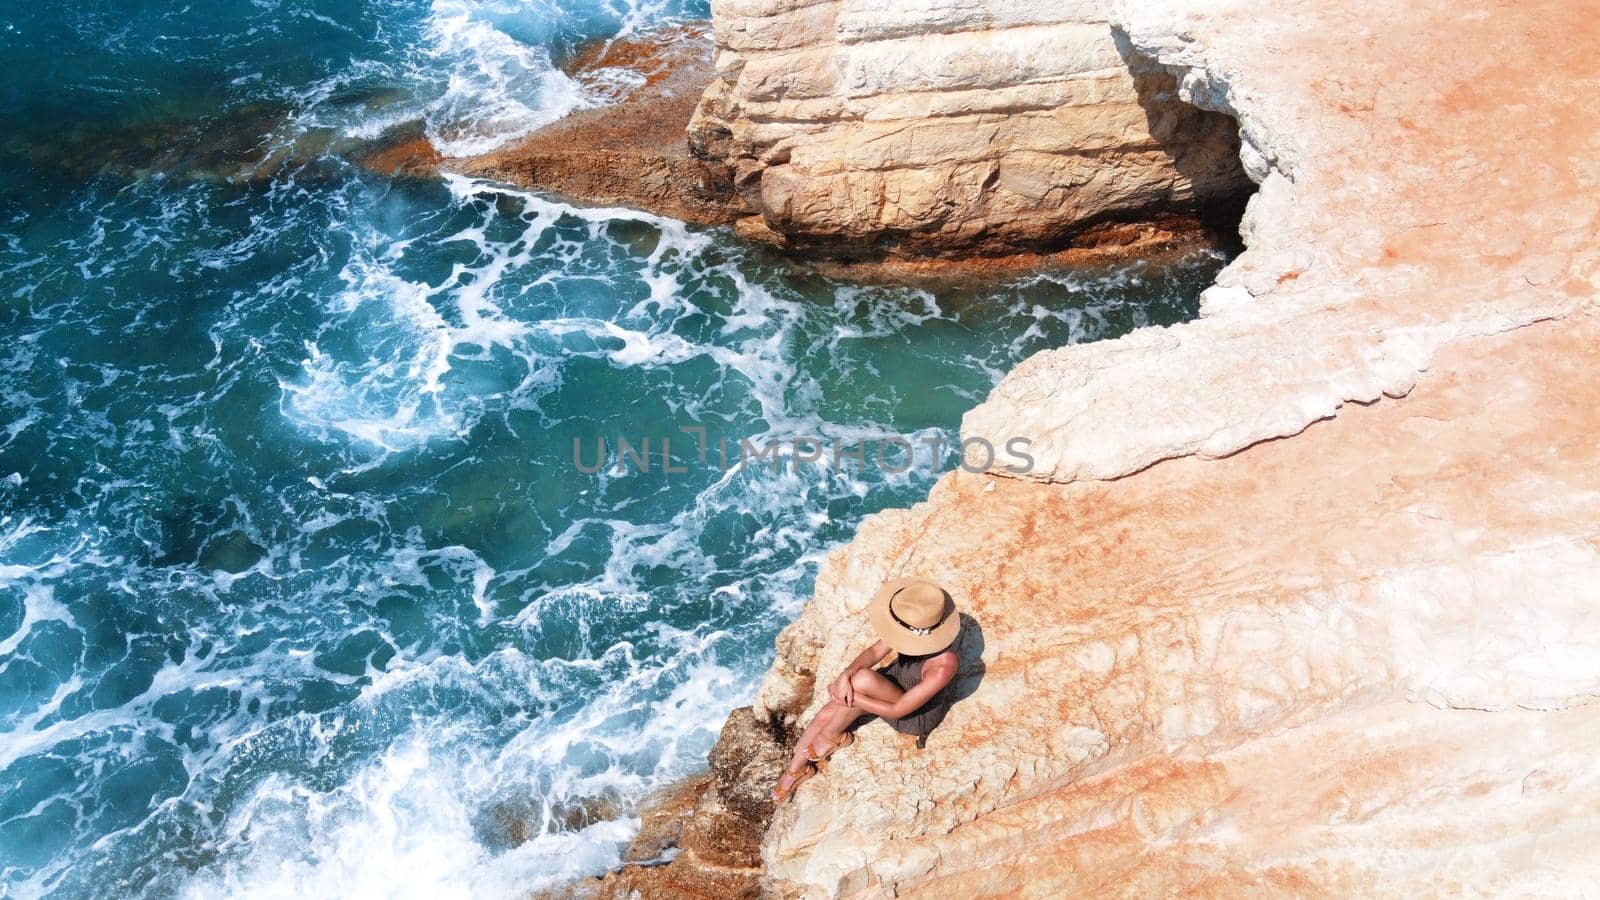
[772,577,962,804]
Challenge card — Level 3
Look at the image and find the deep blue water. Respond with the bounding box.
[0,2,1227,897]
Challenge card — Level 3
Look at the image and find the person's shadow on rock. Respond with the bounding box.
[951,613,986,701]
[918,612,985,749]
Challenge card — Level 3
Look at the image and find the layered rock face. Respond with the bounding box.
[688,0,1253,255]
[628,0,1600,896]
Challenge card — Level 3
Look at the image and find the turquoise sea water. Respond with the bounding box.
[0,2,1229,896]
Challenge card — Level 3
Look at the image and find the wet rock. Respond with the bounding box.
[569,709,780,896]
[620,776,706,865]
[705,706,788,828]
[451,23,742,228]
[199,531,266,575]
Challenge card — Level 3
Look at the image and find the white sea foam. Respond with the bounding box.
[177,643,747,900]
[0,583,72,658]
[282,0,674,159]
[421,2,593,156]
[280,175,713,459]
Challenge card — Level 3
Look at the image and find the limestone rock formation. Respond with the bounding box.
[687,0,1253,256]
[625,0,1600,896]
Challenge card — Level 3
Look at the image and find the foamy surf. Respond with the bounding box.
[421,2,594,157]
[175,649,745,900]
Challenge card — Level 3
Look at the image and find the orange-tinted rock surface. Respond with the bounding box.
[452,24,743,228]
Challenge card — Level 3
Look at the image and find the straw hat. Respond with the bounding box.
[868,577,960,655]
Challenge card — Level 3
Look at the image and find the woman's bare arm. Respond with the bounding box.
[849,652,958,719]
[829,639,891,705]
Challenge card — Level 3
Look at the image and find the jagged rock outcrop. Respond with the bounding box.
[569,709,782,899]
[619,0,1600,896]
[449,24,743,227]
[687,0,1253,256]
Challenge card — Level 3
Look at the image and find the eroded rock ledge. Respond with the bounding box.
[588,0,1600,896]
[443,8,1253,272]
[687,0,1253,257]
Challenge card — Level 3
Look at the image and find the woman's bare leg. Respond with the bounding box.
[782,701,860,775]
[778,670,911,792]
[792,670,906,761]
[846,668,904,706]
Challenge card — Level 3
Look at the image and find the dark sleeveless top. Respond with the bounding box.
[877,647,958,745]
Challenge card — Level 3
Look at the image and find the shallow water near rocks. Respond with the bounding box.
[0,2,1229,897]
